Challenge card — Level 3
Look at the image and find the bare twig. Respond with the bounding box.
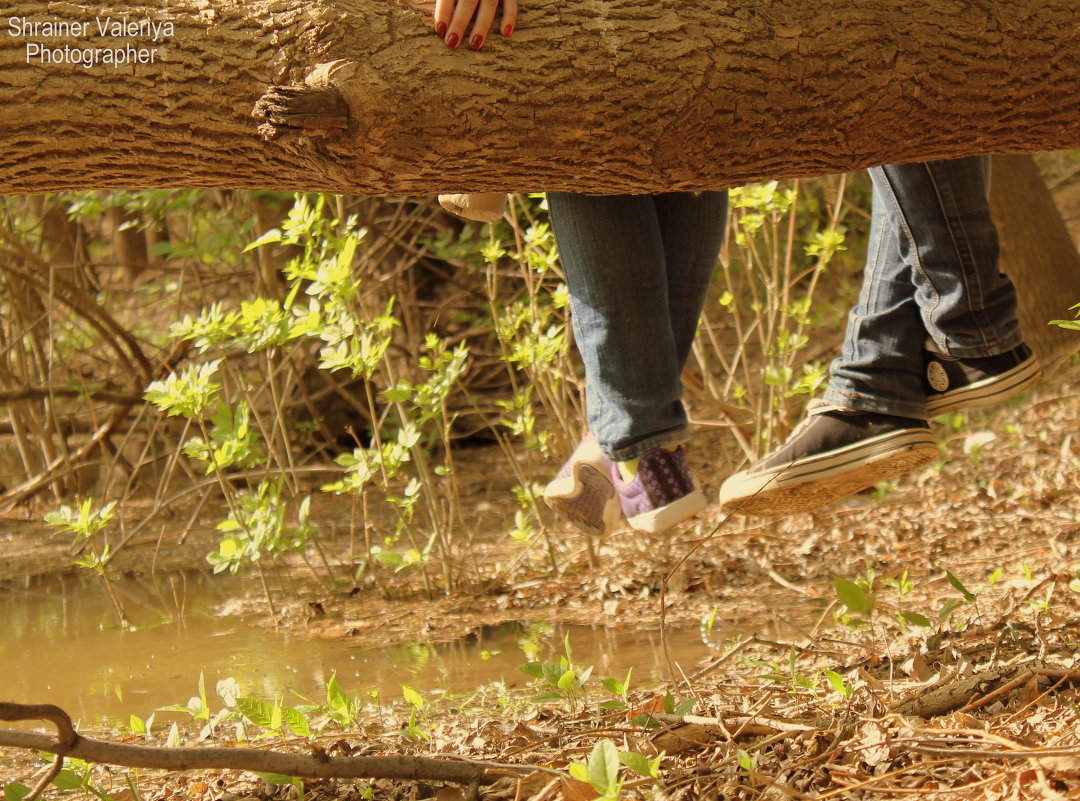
[0,700,506,787]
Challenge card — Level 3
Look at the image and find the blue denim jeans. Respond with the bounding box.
[548,192,728,460]
[823,157,1023,419]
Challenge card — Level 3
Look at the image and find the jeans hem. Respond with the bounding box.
[821,386,928,421]
[602,428,691,461]
[927,333,1025,360]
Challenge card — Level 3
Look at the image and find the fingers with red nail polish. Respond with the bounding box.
[433,0,453,40]
[430,0,518,49]
[501,0,518,36]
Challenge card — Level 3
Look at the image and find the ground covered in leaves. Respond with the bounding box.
[2,356,1079,800]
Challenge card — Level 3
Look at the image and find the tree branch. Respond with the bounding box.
[0,703,506,788]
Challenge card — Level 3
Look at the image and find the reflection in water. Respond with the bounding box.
[0,572,725,728]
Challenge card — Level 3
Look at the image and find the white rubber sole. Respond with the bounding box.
[719,429,937,517]
[926,357,1042,416]
[544,442,621,537]
[626,487,707,534]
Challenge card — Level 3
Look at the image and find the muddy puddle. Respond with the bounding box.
[0,570,814,730]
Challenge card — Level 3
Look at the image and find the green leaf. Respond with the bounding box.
[156,703,194,714]
[600,676,624,696]
[587,740,620,795]
[556,669,577,692]
[528,691,564,705]
[946,570,976,602]
[822,669,851,698]
[834,576,873,615]
[938,598,964,623]
[326,672,349,712]
[280,707,311,738]
[237,697,276,728]
[401,685,424,711]
[51,771,85,791]
[618,751,657,779]
[518,662,544,679]
[568,763,589,782]
[902,611,932,628]
[196,671,210,721]
[4,783,31,801]
[673,697,695,715]
[244,228,282,252]
[253,773,299,786]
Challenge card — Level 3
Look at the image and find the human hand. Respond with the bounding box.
[433,0,518,50]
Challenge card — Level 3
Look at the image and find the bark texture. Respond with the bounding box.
[1,0,1079,195]
[991,155,1080,364]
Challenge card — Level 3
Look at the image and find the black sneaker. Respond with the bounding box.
[924,343,1041,416]
[719,400,937,517]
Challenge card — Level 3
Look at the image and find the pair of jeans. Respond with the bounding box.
[548,192,728,460]
[823,157,1023,420]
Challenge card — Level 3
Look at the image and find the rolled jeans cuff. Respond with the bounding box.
[821,385,928,421]
[601,426,690,462]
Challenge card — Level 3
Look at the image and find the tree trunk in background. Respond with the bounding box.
[991,155,1080,365]
[1,0,1079,195]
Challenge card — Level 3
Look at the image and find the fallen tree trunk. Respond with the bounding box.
[1,0,1078,195]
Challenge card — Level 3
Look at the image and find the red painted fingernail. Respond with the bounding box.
[470,34,484,49]
[502,24,513,37]
[435,21,447,37]
[446,32,460,48]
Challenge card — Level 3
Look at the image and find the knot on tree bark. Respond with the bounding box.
[253,85,350,142]
[253,60,361,144]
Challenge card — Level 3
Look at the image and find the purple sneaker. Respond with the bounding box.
[612,446,706,533]
[543,434,621,537]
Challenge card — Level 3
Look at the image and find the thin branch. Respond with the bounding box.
[0,701,511,787]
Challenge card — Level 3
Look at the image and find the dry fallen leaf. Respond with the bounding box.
[1014,674,1042,707]
[559,776,599,801]
[1036,756,1080,777]
[434,788,467,801]
[650,723,717,755]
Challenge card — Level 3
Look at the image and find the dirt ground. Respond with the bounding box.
[2,350,1079,800]
[2,156,1080,799]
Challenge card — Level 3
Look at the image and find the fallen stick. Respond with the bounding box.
[642,711,819,733]
[0,702,501,788]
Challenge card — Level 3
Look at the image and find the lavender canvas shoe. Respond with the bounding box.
[543,434,621,537]
[612,446,706,533]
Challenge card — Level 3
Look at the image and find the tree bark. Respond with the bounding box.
[1,0,1078,196]
[991,155,1080,364]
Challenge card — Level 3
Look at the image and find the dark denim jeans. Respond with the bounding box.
[823,157,1022,419]
[548,191,728,460]
[549,157,1021,458]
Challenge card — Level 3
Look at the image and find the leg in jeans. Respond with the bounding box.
[824,157,1024,419]
[720,156,1036,517]
[547,191,727,460]
[544,191,726,534]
